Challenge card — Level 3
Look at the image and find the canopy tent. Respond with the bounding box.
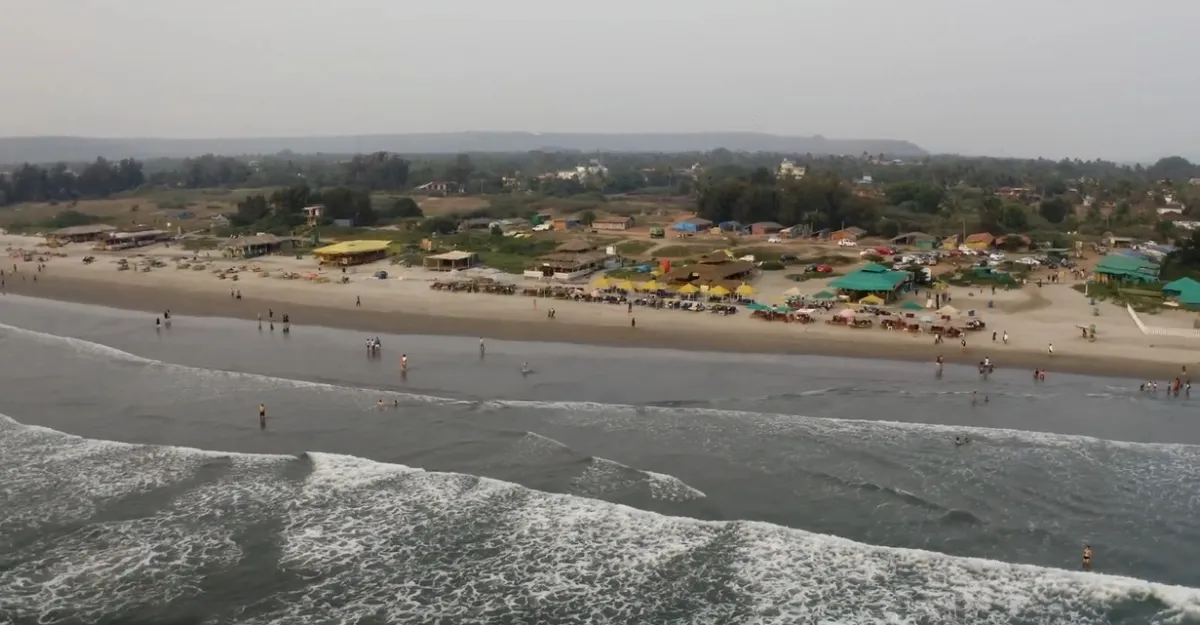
[795,308,817,314]
[829,263,910,294]
[735,283,756,296]
[859,294,885,305]
[783,286,802,297]
[899,301,924,311]
[937,305,959,316]
[677,283,700,295]
[709,285,731,297]
[745,302,771,312]
[639,279,659,291]
[593,278,611,288]
[812,290,837,300]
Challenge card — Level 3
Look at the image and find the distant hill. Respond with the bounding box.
[0,132,927,164]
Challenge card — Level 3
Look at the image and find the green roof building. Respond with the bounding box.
[1093,254,1159,284]
[1162,277,1200,306]
[829,263,910,300]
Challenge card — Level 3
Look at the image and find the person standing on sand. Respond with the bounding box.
[356,296,361,307]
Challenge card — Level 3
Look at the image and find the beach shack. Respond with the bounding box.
[47,224,116,245]
[828,262,910,302]
[526,239,610,280]
[830,226,866,242]
[423,250,479,271]
[964,232,996,251]
[313,240,390,266]
[890,231,936,249]
[1163,277,1200,307]
[97,228,171,250]
[672,217,714,233]
[222,234,299,258]
[660,254,756,287]
[1092,254,1159,284]
[592,216,634,231]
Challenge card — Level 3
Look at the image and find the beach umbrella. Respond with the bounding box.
[735,283,756,296]
[900,301,924,311]
[640,279,659,291]
[677,283,699,295]
[813,290,836,300]
[783,286,802,297]
[617,280,635,291]
[746,302,771,312]
[772,305,792,314]
[937,305,959,316]
[710,285,731,297]
[859,294,885,306]
[593,278,611,288]
[838,308,857,319]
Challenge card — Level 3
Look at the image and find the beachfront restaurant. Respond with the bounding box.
[423,250,479,271]
[828,263,910,302]
[660,257,756,286]
[1092,254,1159,284]
[526,250,610,280]
[97,228,171,250]
[313,240,390,267]
[221,234,299,259]
[47,224,116,244]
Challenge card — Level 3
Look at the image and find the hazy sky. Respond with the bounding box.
[3,0,1198,159]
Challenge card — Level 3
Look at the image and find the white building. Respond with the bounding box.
[778,159,806,179]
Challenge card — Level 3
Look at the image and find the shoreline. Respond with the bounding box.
[0,272,1189,381]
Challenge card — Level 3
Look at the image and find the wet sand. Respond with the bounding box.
[1,272,1187,380]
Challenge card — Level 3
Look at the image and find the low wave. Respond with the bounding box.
[1,321,1195,455]
[1,415,1197,625]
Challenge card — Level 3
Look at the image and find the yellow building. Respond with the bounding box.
[313,240,390,266]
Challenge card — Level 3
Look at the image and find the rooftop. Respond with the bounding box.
[50,224,116,237]
[427,251,477,261]
[313,240,391,256]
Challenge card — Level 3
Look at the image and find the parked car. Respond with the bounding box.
[838,239,858,247]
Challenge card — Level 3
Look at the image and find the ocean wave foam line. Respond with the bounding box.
[0,417,1198,624]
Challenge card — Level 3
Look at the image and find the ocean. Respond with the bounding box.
[1,294,1199,625]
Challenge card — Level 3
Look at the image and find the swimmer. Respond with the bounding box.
[521,362,532,375]
[984,395,989,404]
[258,403,267,430]
[971,391,978,406]
[480,337,485,355]
[155,317,161,328]
[378,399,385,410]
[393,399,399,408]
[401,354,408,372]
[1081,544,1093,571]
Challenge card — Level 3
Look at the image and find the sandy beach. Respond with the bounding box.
[2,233,1198,380]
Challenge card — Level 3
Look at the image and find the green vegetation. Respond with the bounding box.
[615,240,655,256]
[653,245,723,258]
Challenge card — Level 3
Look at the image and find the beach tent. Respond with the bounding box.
[677,283,699,295]
[859,294,885,305]
[639,279,659,291]
[746,302,771,312]
[709,285,731,297]
[783,286,802,298]
[617,280,635,291]
[593,278,611,288]
[813,290,836,300]
[735,283,756,296]
[937,305,959,316]
[900,301,924,311]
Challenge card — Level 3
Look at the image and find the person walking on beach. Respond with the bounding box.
[1002,331,1008,344]
[259,403,267,430]
[1047,343,1054,356]
[356,296,361,307]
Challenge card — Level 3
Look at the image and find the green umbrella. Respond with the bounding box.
[812,290,836,300]
[772,305,793,314]
[900,301,924,311]
[746,302,771,312]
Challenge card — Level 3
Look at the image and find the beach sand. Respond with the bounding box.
[2,234,1197,380]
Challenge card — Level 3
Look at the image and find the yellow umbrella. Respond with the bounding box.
[710,285,731,297]
[617,280,635,291]
[593,278,611,288]
[859,294,884,305]
[677,283,699,295]
[640,279,660,291]
[735,283,756,296]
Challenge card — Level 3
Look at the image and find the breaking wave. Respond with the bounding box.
[1,414,1198,625]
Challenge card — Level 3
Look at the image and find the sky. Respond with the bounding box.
[2,0,1198,160]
